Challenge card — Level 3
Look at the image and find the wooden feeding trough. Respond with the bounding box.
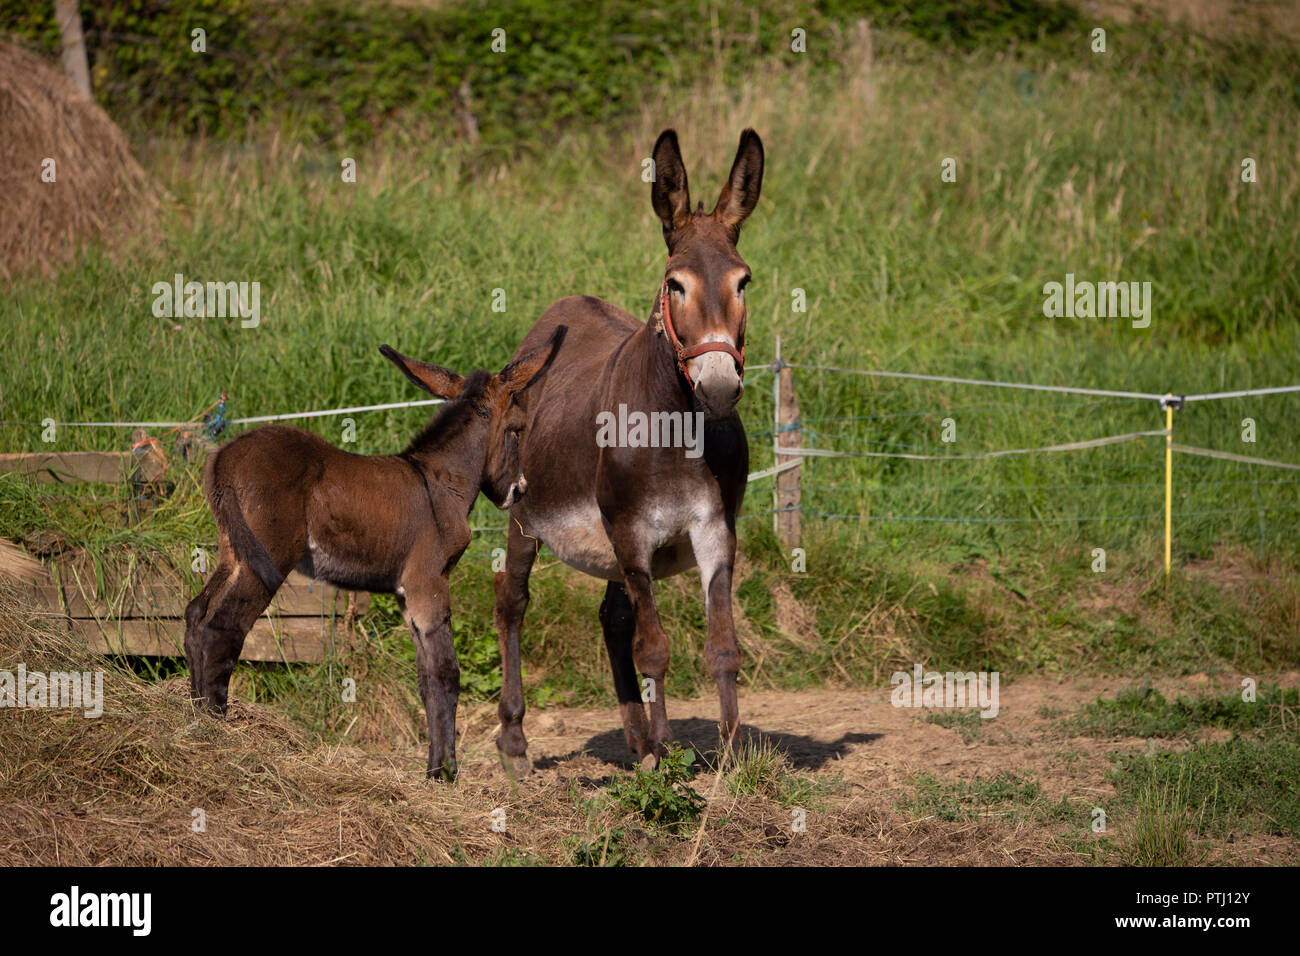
[1,439,366,663]
[35,558,366,664]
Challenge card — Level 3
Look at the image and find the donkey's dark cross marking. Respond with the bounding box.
[184,327,566,781]
[494,129,764,773]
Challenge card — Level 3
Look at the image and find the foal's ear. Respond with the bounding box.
[651,129,691,248]
[712,128,764,242]
[379,345,465,399]
[498,325,567,395]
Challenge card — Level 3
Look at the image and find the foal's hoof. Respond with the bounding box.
[639,750,660,772]
[498,751,533,780]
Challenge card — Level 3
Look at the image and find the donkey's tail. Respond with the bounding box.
[210,451,284,595]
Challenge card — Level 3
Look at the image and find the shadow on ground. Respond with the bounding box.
[533,716,881,772]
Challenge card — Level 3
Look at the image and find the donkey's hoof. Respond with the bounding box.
[498,751,533,780]
[639,750,661,771]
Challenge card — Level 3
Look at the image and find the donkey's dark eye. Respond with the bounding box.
[666,278,685,297]
[737,275,751,296]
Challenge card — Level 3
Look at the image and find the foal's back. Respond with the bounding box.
[208,424,434,590]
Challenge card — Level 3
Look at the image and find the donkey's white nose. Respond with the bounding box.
[692,351,743,418]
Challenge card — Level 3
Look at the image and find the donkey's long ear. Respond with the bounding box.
[712,128,764,242]
[498,325,567,395]
[651,129,691,248]
[379,345,465,399]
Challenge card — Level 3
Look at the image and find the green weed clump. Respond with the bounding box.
[605,746,707,830]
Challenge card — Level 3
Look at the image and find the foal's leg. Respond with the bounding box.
[402,576,459,781]
[689,517,743,750]
[187,561,276,713]
[492,520,536,776]
[606,520,672,766]
[600,581,653,759]
[184,560,231,701]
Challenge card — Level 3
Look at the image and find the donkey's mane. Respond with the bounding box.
[402,369,492,455]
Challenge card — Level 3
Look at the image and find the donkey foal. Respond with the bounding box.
[184,328,565,780]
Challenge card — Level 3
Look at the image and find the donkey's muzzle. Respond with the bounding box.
[691,351,744,418]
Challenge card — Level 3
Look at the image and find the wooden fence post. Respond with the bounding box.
[774,337,802,549]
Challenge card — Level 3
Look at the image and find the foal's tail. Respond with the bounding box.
[209,449,285,595]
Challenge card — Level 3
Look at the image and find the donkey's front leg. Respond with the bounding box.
[607,521,672,766]
[402,579,460,781]
[492,520,537,778]
[689,518,742,750]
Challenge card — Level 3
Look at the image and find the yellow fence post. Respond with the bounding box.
[1170,395,1180,574]
[773,335,782,538]
[1163,394,1181,578]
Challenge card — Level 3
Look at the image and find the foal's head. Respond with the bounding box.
[651,128,764,419]
[379,326,566,507]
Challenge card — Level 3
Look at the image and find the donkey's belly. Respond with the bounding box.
[296,539,397,594]
[524,501,698,582]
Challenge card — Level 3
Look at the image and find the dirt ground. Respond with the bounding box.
[382,670,1300,865]
[3,567,1293,865]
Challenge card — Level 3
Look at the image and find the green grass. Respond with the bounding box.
[724,738,840,809]
[1122,766,1202,866]
[902,770,1056,823]
[1080,681,1300,851]
[1110,736,1300,840]
[2,7,1298,717]
[566,826,633,867]
[1063,684,1300,739]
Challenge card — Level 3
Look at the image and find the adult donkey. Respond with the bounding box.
[496,128,763,772]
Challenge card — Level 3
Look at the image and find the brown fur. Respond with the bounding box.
[493,130,764,772]
[184,328,566,780]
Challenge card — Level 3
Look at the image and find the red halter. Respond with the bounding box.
[653,280,745,387]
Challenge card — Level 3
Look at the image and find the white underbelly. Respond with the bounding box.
[528,503,621,579]
[524,500,701,581]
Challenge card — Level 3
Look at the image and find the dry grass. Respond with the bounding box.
[0,41,160,281]
[0,581,1092,865]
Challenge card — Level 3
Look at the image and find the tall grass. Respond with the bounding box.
[2,18,1297,710]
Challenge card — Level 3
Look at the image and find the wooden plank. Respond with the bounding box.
[0,540,50,586]
[71,618,329,663]
[44,567,369,619]
[0,451,131,483]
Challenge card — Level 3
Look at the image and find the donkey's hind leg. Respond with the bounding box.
[184,561,231,703]
[185,562,276,713]
[606,519,673,767]
[599,581,653,760]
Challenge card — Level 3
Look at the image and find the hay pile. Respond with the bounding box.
[0,584,491,865]
[0,40,158,281]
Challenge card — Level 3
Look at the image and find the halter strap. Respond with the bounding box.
[652,280,745,387]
